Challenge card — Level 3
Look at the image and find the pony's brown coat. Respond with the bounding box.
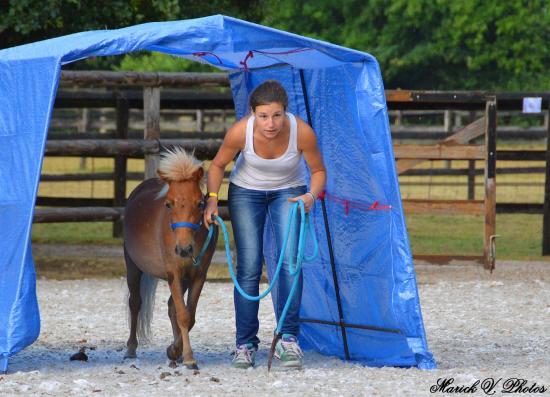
[123,149,217,368]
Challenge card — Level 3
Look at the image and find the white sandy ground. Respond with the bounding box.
[1,261,549,397]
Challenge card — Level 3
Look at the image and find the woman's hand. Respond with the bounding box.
[204,198,219,229]
[288,192,315,213]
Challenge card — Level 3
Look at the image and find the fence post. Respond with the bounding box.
[444,110,452,169]
[467,111,477,200]
[467,160,476,200]
[542,98,550,255]
[78,109,90,170]
[113,93,129,237]
[196,109,204,132]
[484,97,497,270]
[143,87,160,179]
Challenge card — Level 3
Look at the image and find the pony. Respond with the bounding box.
[123,147,218,369]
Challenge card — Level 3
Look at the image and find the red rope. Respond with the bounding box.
[243,48,312,69]
[254,48,312,56]
[192,51,223,65]
[239,51,254,70]
[318,191,391,215]
[194,48,312,70]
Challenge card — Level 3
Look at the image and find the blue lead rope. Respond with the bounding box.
[213,199,318,335]
[192,224,215,267]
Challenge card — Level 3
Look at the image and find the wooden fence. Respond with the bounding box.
[35,71,550,267]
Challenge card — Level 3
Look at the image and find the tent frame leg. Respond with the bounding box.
[0,355,8,374]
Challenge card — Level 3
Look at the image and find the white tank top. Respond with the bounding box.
[229,113,308,190]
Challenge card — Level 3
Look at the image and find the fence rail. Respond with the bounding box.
[44,138,222,158]
[33,206,230,223]
[51,90,548,141]
[36,71,550,262]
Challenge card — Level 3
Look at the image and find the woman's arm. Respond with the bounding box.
[289,120,326,212]
[204,120,245,227]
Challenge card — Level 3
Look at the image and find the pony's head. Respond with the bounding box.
[157,147,205,260]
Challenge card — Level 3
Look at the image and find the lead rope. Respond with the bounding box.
[212,199,318,371]
[192,224,215,267]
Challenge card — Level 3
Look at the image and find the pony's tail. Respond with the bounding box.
[136,273,158,343]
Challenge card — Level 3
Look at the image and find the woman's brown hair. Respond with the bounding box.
[249,80,288,111]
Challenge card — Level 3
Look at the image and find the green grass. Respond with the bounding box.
[31,213,546,261]
[32,220,235,250]
[406,214,484,255]
[32,222,122,245]
[406,213,545,260]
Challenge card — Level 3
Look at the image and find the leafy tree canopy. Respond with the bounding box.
[115,51,218,73]
[262,0,550,90]
[0,0,263,70]
[2,0,549,90]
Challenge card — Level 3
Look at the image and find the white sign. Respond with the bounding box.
[522,97,542,113]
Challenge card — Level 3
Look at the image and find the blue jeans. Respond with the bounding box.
[228,182,306,347]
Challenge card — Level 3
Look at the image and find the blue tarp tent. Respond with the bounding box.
[0,15,435,372]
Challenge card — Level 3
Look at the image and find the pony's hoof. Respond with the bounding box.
[124,349,137,359]
[169,360,178,369]
[184,360,199,370]
[166,345,181,361]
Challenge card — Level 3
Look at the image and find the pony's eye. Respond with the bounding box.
[165,202,172,209]
[198,201,205,210]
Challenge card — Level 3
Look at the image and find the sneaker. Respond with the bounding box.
[231,343,257,369]
[274,334,303,369]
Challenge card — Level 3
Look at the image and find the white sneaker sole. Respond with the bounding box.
[274,353,303,368]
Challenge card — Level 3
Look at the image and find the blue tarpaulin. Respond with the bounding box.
[0,15,435,372]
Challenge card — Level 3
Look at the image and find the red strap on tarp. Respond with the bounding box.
[194,48,313,70]
[239,51,254,70]
[318,191,391,215]
[192,51,223,65]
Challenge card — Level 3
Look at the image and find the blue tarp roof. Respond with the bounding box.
[0,15,435,372]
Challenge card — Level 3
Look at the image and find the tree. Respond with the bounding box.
[262,0,550,90]
[115,51,218,73]
[0,0,265,70]
[3,0,549,89]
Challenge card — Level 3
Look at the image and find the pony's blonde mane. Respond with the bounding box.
[158,147,203,183]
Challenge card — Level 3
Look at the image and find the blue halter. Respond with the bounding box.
[170,219,215,267]
[170,221,201,231]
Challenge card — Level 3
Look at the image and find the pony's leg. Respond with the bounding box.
[124,248,142,359]
[167,296,180,348]
[167,278,188,363]
[167,296,182,366]
[166,273,196,368]
[186,275,207,332]
[186,230,217,332]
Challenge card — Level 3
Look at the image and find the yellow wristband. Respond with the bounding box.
[208,192,218,198]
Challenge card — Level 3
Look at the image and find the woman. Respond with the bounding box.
[204,80,326,369]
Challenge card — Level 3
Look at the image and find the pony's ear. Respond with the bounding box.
[193,167,204,181]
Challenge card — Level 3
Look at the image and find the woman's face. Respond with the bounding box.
[253,102,285,139]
